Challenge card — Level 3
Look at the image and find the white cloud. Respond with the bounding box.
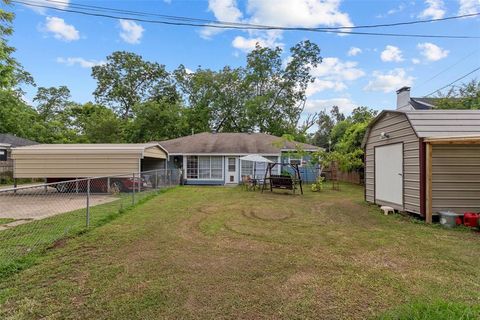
[57,57,105,68]
[44,16,79,42]
[202,0,353,49]
[312,57,365,81]
[232,30,283,52]
[24,0,69,14]
[364,68,414,93]
[306,57,364,96]
[347,47,362,56]
[419,0,446,19]
[380,45,404,62]
[246,0,353,28]
[377,3,406,18]
[200,0,243,38]
[305,98,356,114]
[412,58,421,64]
[458,0,480,15]
[417,42,449,61]
[306,80,346,97]
[119,20,144,44]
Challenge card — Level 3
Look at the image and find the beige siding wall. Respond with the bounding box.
[13,152,141,178]
[432,144,480,213]
[365,112,421,213]
[144,146,167,159]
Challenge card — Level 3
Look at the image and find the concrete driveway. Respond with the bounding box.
[0,186,119,220]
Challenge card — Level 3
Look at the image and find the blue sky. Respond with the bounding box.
[9,0,480,118]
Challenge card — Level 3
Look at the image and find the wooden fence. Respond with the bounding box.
[323,168,364,185]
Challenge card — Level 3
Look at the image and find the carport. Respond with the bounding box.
[11,143,168,180]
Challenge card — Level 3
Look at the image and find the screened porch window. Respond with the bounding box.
[186,156,223,179]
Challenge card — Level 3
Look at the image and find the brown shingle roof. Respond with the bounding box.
[157,132,320,154]
[0,134,37,147]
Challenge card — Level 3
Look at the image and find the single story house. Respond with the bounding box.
[11,143,168,179]
[0,133,38,181]
[158,132,321,185]
[362,90,480,223]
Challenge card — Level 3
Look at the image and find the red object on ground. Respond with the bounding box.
[455,216,464,226]
[463,212,480,228]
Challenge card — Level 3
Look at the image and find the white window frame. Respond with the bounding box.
[288,155,303,167]
[185,156,224,180]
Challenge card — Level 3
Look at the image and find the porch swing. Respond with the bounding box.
[261,162,303,195]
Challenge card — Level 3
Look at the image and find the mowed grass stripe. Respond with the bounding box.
[0,184,479,320]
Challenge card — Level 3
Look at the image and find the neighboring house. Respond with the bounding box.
[0,134,38,181]
[158,132,321,185]
[396,86,438,111]
[362,106,480,223]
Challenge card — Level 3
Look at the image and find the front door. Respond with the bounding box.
[226,157,238,184]
[375,143,403,207]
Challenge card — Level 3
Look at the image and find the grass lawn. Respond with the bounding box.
[0,184,479,319]
[0,218,16,224]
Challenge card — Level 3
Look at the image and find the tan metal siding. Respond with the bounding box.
[365,112,421,214]
[432,145,480,213]
[13,152,141,178]
[144,146,167,159]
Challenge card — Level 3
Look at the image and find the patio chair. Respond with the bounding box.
[242,176,255,191]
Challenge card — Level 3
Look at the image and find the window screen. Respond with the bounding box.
[186,156,198,179]
[210,156,223,179]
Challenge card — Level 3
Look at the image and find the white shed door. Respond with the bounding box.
[375,143,403,206]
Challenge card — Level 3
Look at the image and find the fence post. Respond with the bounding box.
[132,172,135,205]
[86,178,90,227]
[138,171,141,194]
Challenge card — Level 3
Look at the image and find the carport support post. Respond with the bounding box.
[132,172,135,205]
[86,178,90,227]
[426,142,433,224]
[155,170,158,190]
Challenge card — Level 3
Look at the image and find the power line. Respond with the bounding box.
[37,0,480,31]
[12,0,480,39]
[424,66,480,97]
[416,49,480,89]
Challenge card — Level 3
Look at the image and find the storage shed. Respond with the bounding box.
[362,110,480,223]
[11,143,168,179]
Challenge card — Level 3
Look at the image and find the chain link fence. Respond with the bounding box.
[0,169,181,273]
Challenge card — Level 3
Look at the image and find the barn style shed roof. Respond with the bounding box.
[362,110,480,147]
[158,132,321,155]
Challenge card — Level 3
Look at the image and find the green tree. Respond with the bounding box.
[125,99,186,142]
[435,79,480,110]
[0,90,38,139]
[312,109,335,148]
[67,102,123,143]
[92,51,175,119]
[244,41,322,136]
[33,86,71,121]
[0,0,34,92]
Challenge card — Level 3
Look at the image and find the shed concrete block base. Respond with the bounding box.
[380,206,395,216]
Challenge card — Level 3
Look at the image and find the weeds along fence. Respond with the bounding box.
[0,169,181,273]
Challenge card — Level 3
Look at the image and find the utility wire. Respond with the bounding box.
[37,0,480,31]
[416,49,479,89]
[424,66,480,97]
[12,0,480,39]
